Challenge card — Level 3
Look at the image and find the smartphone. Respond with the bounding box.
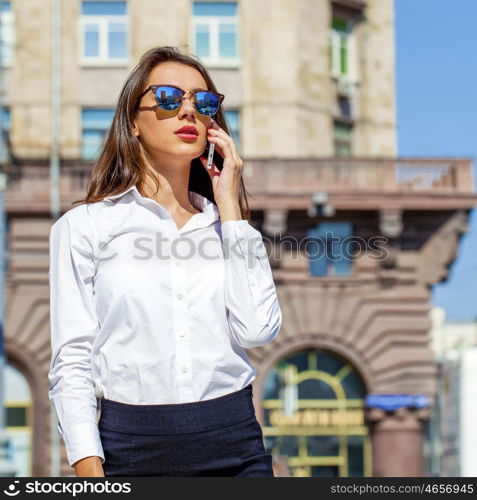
[207,141,215,170]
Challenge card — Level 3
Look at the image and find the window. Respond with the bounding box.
[1,107,10,135]
[191,2,239,67]
[1,2,14,65]
[307,221,354,277]
[224,109,239,151]
[330,18,356,80]
[3,363,33,477]
[333,120,352,157]
[337,96,352,118]
[80,1,128,64]
[81,108,115,160]
[0,108,10,163]
[262,348,370,477]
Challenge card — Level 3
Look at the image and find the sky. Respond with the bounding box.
[394,0,477,322]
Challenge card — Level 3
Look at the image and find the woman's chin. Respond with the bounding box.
[173,144,204,156]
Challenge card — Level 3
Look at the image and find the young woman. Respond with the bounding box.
[48,46,282,477]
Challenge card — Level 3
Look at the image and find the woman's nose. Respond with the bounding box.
[178,95,196,117]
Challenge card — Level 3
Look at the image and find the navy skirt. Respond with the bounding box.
[98,383,274,477]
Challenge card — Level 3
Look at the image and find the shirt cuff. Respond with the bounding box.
[60,421,105,467]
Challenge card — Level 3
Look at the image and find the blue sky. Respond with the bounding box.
[395,0,477,321]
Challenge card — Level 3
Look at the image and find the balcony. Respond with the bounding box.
[243,157,477,211]
[2,157,476,214]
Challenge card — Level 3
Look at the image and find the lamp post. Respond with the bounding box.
[49,0,62,477]
[0,0,17,477]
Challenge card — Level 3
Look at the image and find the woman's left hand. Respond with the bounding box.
[199,119,243,209]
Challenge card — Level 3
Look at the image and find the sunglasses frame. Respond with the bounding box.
[137,84,225,116]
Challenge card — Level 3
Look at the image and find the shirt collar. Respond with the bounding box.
[104,184,220,223]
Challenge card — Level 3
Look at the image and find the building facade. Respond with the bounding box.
[429,308,477,477]
[1,0,476,477]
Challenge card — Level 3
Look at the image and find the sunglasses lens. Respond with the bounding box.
[154,86,183,110]
[194,91,220,116]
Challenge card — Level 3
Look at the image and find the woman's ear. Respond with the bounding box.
[132,120,140,137]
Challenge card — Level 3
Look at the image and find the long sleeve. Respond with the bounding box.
[48,211,105,468]
[221,219,282,349]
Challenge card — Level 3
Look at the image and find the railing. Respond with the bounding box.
[3,162,94,211]
[1,157,474,212]
[243,158,474,195]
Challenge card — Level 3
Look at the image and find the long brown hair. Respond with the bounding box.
[73,45,251,221]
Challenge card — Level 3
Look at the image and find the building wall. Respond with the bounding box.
[5,0,396,160]
[430,309,477,477]
[353,0,396,156]
[7,0,53,158]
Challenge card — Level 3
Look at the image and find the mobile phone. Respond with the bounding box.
[207,141,215,170]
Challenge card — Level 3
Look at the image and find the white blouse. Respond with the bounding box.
[48,183,282,467]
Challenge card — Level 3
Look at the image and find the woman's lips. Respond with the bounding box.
[175,132,199,140]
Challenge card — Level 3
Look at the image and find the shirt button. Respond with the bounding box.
[250,281,255,287]
[181,366,187,374]
[178,331,185,337]
[177,293,183,300]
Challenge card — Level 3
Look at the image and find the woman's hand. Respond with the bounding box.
[73,456,105,477]
[199,119,243,221]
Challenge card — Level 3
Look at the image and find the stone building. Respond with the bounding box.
[1,0,476,477]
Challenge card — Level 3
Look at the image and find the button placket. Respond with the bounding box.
[171,236,194,400]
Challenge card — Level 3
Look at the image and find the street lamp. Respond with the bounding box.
[0,0,16,477]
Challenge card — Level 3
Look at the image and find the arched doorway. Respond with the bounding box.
[261,348,371,477]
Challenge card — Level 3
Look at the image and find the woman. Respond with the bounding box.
[48,46,282,477]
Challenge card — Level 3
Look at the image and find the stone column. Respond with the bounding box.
[366,407,431,477]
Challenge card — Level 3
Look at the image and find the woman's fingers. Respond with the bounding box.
[199,154,220,174]
[208,121,240,165]
[207,135,241,171]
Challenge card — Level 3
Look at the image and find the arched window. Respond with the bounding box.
[262,348,371,477]
[3,363,32,476]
